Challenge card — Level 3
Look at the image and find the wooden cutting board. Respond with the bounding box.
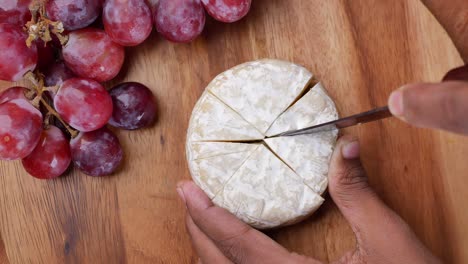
[1,0,467,263]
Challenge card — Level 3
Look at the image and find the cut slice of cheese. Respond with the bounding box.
[188,143,259,199]
[266,83,338,137]
[188,142,259,160]
[208,59,313,134]
[212,145,324,229]
[187,92,264,142]
[264,130,338,194]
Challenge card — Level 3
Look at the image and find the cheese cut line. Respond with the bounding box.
[188,141,262,160]
[266,82,339,137]
[189,144,261,199]
[206,144,261,199]
[187,92,264,142]
[191,84,338,193]
[208,141,326,198]
[207,78,318,139]
[265,134,336,195]
[207,59,314,134]
[207,90,265,137]
[191,137,333,195]
[192,139,330,196]
[262,78,319,135]
[211,145,325,229]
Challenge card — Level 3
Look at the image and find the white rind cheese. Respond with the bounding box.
[266,83,338,137]
[264,130,338,195]
[188,141,259,160]
[212,145,324,229]
[187,92,264,142]
[188,143,259,199]
[186,59,339,229]
[208,59,313,134]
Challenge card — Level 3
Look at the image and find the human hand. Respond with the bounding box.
[389,1,468,134]
[177,136,440,264]
[388,65,468,135]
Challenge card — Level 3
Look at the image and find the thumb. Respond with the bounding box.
[328,136,440,263]
[388,81,468,135]
[328,135,392,242]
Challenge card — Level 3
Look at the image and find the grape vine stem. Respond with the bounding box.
[40,97,78,138]
[24,71,78,138]
[25,0,68,47]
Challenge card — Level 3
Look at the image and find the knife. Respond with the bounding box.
[272,106,392,137]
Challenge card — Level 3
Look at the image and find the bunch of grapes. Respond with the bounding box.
[0,0,252,180]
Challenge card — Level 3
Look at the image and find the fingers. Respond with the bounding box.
[328,135,390,241]
[328,136,440,263]
[388,81,468,135]
[184,214,233,264]
[177,181,296,264]
[420,0,468,62]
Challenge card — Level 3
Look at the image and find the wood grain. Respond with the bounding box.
[1,0,467,263]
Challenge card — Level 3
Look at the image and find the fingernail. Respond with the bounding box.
[342,141,360,159]
[176,187,186,204]
[388,89,404,116]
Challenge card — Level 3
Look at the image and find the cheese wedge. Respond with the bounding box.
[187,92,264,142]
[266,83,338,137]
[208,59,313,134]
[264,130,338,194]
[188,143,259,199]
[212,145,324,229]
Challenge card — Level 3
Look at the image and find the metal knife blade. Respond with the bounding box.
[272,106,392,137]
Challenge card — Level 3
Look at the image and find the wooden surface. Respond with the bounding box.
[1,0,467,263]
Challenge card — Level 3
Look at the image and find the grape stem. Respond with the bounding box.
[25,0,69,47]
[24,71,78,138]
[40,97,78,138]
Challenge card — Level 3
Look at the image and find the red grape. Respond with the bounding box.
[62,28,125,82]
[109,82,157,130]
[103,0,153,46]
[44,61,75,87]
[201,0,251,23]
[22,125,71,179]
[0,23,38,82]
[54,78,113,132]
[0,0,32,26]
[46,0,102,31]
[70,127,123,176]
[155,0,206,43]
[0,99,42,160]
[0,86,27,104]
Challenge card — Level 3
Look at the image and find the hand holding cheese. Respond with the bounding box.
[177,136,440,263]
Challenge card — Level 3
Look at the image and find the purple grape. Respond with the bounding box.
[22,125,71,179]
[70,127,123,177]
[109,82,157,130]
[44,61,75,87]
[46,0,102,31]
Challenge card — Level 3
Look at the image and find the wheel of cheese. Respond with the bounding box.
[186,59,338,229]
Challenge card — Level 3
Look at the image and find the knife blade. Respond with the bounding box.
[272,106,392,137]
